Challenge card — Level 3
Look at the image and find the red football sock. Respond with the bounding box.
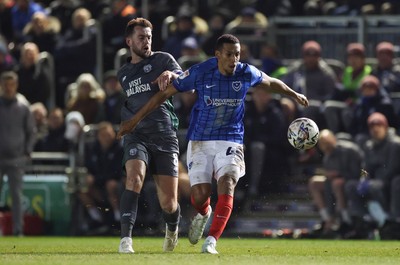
[208,194,233,240]
[191,195,210,216]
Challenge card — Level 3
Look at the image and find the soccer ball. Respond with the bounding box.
[287,117,319,150]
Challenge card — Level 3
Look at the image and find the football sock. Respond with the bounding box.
[88,207,102,222]
[208,194,233,240]
[162,204,181,232]
[114,209,121,222]
[340,209,352,224]
[319,208,330,222]
[368,200,387,227]
[191,195,210,216]
[120,190,139,238]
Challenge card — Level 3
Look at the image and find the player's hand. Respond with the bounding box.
[116,119,136,140]
[153,70,173,91]
[295,93,309,107]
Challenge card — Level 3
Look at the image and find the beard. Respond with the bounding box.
[131,45,151,59]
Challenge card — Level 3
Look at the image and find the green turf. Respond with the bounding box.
[0,237,399,265]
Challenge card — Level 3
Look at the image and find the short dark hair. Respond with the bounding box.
[215,34,240,51]
[0,71,18,83]
[125,17,153,37]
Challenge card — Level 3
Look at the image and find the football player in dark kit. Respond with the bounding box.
[117,18,182,253]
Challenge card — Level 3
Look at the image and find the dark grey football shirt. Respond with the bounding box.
[118,51,182,134]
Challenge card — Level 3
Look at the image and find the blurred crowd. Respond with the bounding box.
[1,0,400,238]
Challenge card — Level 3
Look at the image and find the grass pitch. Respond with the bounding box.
[1,237,399,265]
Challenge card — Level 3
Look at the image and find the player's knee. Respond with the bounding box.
[332,178,344,190]
[160,200,177,213]
[125,174,144,191]
[218,175,237,194]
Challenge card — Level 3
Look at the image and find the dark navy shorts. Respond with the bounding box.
[122,132,179,177]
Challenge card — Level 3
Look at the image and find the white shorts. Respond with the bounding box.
[186,140,245,186]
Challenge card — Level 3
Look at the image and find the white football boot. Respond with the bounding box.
[201,236,218,254]
[118,237,134,253]
[188,205,212,245]
[163,224,178,251]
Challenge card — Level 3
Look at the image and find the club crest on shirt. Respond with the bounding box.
[204,95,213,106]
[232,81,242,91]
[129,148,138,156]
[143,64,152,73]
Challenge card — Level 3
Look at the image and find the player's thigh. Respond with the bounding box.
[186,141,214,186]
[123,134,149,190]
[309,175,327,191]
[151,151,179,210]
[214,141,245,183]
[125,159,147,191]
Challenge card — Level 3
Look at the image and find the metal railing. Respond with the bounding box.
[264,15,400,61]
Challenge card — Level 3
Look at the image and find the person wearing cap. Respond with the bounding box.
[282,40,337,127]
[371,41,400,94]
[224,6,268,35]
[162,7,204,60]
[345,112,400,239]
[340,43,372,101]
[0,71,36,236]
[178,36,208,70]
[347,75,398,145]
[325,43,372,134]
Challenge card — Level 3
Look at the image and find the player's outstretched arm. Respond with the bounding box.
[258,72,309,107]
[153,70,180,91]
[116,84,179,139]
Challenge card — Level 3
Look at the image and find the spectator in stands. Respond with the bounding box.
[15,42,52,107]
[79,121,123,231]
[239,43,258,66]
[178,36,208,70]
[54,7,97,108]
[81,0,110,20]
[324,43,372,133]
[30,101,48,144]
[282,40,337,127]
[0,38,16,74]
[345,112,400,239]
[308,129,363,237]
[173,90,196,155]
[162,7,203,60]
[371,41,400,94]
[338,43,372,102]
[173,91,197,131]
[260,43,287,80]
[201,12,227,57]
[303,0,323,16]
[34,107,69,152]
[0,0,14,42]
[11,0,46,44]
[224,6,268,36]
[0,71,36,236]
[244,86,290,195]
[256,0,293,17]
[66,73,105,125]
[101,0,137,71]
[348,75,397,145]
[22,12,60,54]
[103,70,124,124]
[48,0,81,34]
